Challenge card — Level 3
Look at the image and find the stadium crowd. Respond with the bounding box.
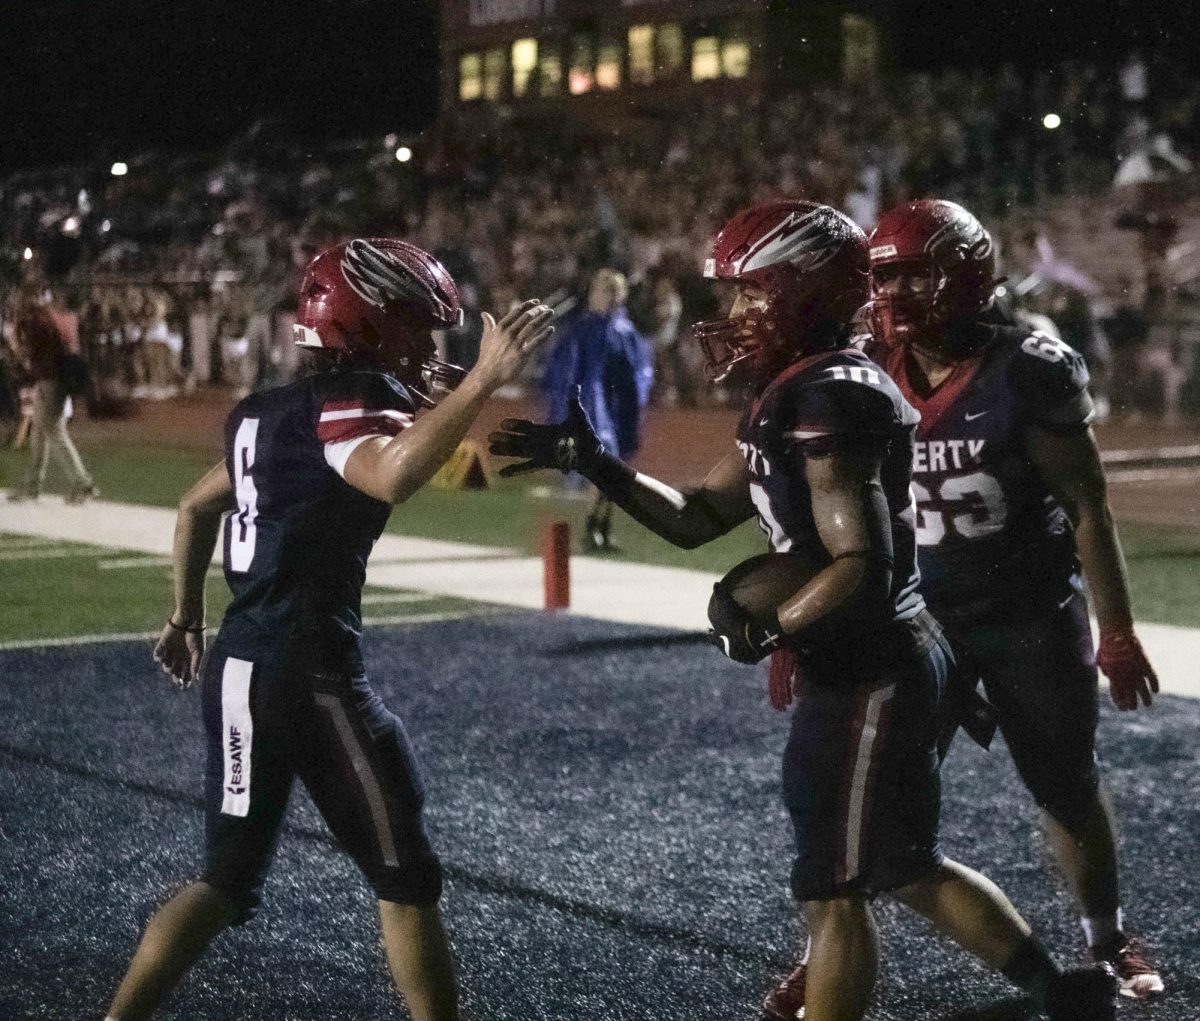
[2,51,1197,420]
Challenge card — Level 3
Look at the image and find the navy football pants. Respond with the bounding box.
[945,591,1101,833]
[200,645,442,923]
[783,622,950,902]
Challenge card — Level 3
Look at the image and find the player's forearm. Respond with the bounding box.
[1074,500,1136,630]
[775,555,892,637]
[172,504,223,625]
[790,458,894,638]
[582,454,730,549]
[374,375,493,504]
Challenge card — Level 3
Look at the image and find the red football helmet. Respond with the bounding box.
[293,238,466,402]
[868,200,998,354]
[693,201,870,382]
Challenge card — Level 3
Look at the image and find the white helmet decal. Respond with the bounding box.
[925,215,992,262]
[734,210,843,276]
[340,238,459,321]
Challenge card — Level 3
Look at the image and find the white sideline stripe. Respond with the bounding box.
[1102,444,1200,463]
[0,612,475,654]
[0,630,163,651]
[0,536,71,551]
[1107,467,1200,484]
[99,556,175,570]
[0,546,114,561]
[3,492,1200,699]
[361,592,440,605]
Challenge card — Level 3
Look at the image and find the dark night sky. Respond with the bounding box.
[0,0,1193,173]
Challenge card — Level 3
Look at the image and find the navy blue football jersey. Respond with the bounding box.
[217,369,416,672]
[736,348,925,625]
[867,324,1095,624]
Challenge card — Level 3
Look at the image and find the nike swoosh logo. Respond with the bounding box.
[964,411,989,421]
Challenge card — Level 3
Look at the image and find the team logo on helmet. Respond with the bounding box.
[925,215,992,263]
[733,209,845,276]
[340,239,456,320]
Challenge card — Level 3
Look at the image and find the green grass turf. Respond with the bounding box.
[0,535,490,644]
[3,440,1198,630]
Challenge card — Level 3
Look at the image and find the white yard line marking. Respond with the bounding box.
[0,630,163,651]
[0,536,74,551]
[1102,444,1200,464]
[361,610,480,627]
[361,592,440,605]
[0,611,482,653]
[1106,467,1200,484]
[98,556,175,570]
[0,546,112,562]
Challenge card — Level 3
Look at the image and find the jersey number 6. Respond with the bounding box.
[230,418,260,573]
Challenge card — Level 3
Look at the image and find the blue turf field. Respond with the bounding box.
[2,614,1197,1020]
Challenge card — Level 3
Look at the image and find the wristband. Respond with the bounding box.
[167,617,208,634]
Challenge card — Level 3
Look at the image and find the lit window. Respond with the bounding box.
[628,25,654,86]
[656,24,684,78]
[483,47,507,101]
[512,38,538,97]
[459,52,482,102]
[538,49,562,97]
[596,39,622,90]
[692,37,720,82]
[569,34,594,94]
[842,14,879,82]
[721,36,750,78]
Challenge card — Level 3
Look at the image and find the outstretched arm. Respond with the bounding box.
[584,449,755,549]
[154,462,235,689]
[343,301,555,504]
[1027,424,1157,709]
[489,391,754,548]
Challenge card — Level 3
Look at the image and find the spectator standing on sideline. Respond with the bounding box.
[542,268,653,551]
[7,296,98,504]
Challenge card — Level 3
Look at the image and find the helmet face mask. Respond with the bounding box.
[293,237,466,400]
[868,200,997,358]
[694,306,769,383]
[694,201,870,384]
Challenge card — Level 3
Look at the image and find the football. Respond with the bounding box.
[718,550,826,620]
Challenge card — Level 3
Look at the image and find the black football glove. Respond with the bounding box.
[488,386,604,478]
[707,580,783,665]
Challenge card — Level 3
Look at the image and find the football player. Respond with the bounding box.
[104,239,555,1021]
[489,202,1116,1021]
[852,199,1162,1001]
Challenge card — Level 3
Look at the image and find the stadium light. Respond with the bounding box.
[111,161,129,176]
[23,247,33,260]
[1042,113,1062,130]
[396,146,413,163]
